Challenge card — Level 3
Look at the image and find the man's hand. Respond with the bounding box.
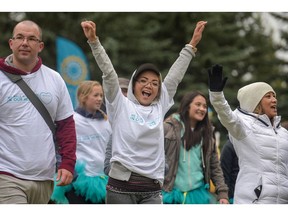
[55,169,73,186]
[208,64,228,92]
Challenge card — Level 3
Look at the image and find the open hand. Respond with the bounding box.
[189,21,207,47]
[208,64,228,92]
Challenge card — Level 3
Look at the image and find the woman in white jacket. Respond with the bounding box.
[208,64,288,204]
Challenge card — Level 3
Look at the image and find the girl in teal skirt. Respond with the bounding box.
[163,91,229,204]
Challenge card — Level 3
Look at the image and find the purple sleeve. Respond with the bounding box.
[55,115,76,174]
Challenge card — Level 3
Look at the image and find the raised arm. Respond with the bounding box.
[164,21,207,99]
[81,21,119,103]
[208,65,246,139]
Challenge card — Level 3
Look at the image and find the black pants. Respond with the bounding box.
[65,188,98,204]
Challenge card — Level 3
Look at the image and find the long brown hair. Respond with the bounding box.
[178,91,213,154]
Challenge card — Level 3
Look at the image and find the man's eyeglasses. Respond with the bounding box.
[137,78,159,88]
[12,35,41,45]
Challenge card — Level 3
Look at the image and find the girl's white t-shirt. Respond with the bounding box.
[74,112,112,176]
[108,87,172,183]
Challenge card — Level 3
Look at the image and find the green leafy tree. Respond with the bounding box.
[0,12,286,147]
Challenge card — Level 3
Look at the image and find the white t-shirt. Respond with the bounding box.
[74,112,112,176]
[89,39,194,185]
[0,65,74,180]
[108,88,172,184]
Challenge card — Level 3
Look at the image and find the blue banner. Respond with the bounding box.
[56,36,90,109]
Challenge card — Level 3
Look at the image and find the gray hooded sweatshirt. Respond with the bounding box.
[88,38,195,186]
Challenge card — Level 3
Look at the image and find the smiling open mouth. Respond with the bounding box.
[142,91,151,97]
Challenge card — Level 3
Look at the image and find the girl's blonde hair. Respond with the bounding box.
[77,80,107,120]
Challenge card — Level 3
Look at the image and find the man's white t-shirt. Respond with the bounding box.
[0,65,74,180]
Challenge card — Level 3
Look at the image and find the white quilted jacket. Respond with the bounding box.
[210,91,288,204]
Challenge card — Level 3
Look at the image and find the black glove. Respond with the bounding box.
[208,64,228,92]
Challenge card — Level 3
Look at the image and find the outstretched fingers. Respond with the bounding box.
[190,21,207,47]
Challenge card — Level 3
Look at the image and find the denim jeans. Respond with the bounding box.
[106,189,162,204]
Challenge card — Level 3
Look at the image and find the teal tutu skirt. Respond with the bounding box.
[162,184,217,204]
[50,161,108,204]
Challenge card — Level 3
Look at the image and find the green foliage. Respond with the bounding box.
[1,12,287,147]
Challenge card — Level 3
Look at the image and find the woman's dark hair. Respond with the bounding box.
[178,91,213,154]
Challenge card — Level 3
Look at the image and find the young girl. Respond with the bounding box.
[81,20,207,204]
[163,91,229,204]
[51,80,112,204]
